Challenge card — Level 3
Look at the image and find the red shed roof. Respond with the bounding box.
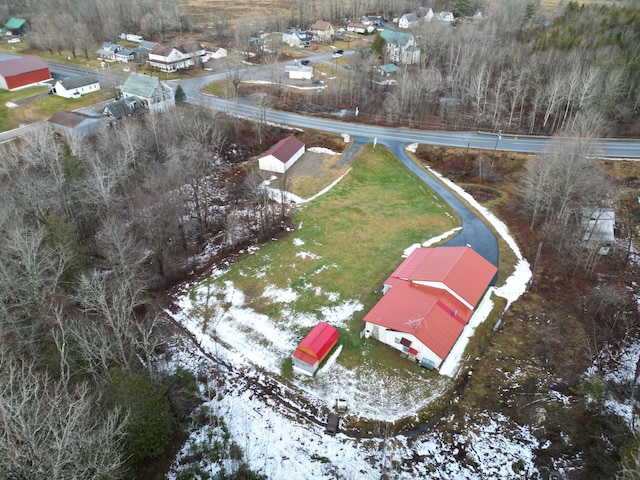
[365,246,497,361]
[293,322,338,366]
[261,136,305,163]
[0,56,49,78]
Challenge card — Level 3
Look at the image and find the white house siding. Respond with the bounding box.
[364,323,443,368]
[148,49,198,72]
[54,81,101,98]
[259,155,286,173]
[258,145,305,173]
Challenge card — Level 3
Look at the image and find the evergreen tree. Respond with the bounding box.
[453,0,472,18]
[175,84,186,103]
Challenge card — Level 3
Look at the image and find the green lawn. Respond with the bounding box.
[0,88,112,131]
[195,145,458,373]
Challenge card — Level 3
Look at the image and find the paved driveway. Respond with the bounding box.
[347,136,500,272]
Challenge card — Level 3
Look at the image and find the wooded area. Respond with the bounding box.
[0,106,287,478]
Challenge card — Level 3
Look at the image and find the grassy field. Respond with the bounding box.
[197,145,459,373]
[0,87,113,131]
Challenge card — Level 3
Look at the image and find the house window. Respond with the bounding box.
[400,337,411,348]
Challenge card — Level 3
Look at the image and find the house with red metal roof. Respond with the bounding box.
[363,246,497,371]
[0,56,50,91]
[258,136,305,174]
[292,322,339,375]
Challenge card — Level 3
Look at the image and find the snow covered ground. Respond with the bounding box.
[164,145,555,478]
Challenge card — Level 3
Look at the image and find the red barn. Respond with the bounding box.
[0,57,51,91]
[292,322,338,375]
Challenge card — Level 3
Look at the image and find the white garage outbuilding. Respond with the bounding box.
[258,136,305,173]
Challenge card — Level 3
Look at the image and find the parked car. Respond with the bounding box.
[300,59,310,66]
[8,38,21,44]
[332,50,344,59]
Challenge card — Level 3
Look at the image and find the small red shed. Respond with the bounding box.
[0,56,51,91]
[292,322,338,375]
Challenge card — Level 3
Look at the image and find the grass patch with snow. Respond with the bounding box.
[181,145,459,418]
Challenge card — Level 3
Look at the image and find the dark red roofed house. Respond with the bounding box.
[292,322,339,375]
[258,136,305,174]
[363,246,497,371]
[0,56,51,91]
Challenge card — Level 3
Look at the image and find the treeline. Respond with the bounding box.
[0,106,288,478]
[280,1,640,137]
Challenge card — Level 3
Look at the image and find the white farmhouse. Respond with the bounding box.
[147,42,207,73]
[258,136,305,173]
[51,74,100,98]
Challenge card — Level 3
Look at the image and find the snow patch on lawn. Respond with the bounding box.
[308,146,340,155]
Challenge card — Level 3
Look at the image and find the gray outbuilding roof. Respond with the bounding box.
[57,74,99,90]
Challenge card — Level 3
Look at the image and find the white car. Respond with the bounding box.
[8,38,21,44]
[331,52,343,59]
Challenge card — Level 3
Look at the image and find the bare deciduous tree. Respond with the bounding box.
[0,348,128,479]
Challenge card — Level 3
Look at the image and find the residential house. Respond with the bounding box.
[0,56,50,90]
[51,74,100,98]
[208,46,228,59]
[114,46,134,63]
[379,30,420,65]
[132,40,159,61]
[5,17,27,35]
[258,136,305,173]
[309,20,334,42]
[48,111,105,137]
[282,28,311,47]
[285,64,313,80]
[417,7,434,21]
[96,42,127,62]
[292,322,339,375]
[398,13,419,29]
[120,72,175,113]
[346,22,375,34]
[363,246,497,371]
[147,42,207,72]
[436,11,455,23]
[102,97,147,119]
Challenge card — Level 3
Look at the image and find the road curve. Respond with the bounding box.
[179,74,640,159]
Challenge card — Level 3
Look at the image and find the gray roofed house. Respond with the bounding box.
[96,42,123,61]
[399,13,419,29]
[147,42,207,72]
[133,40,160,60]
[282,29,311,47]
[102,97,147,118]
[48,111,105,136]
[51,74,100,98]
[114,46,134,62]
[121,72,175,113]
